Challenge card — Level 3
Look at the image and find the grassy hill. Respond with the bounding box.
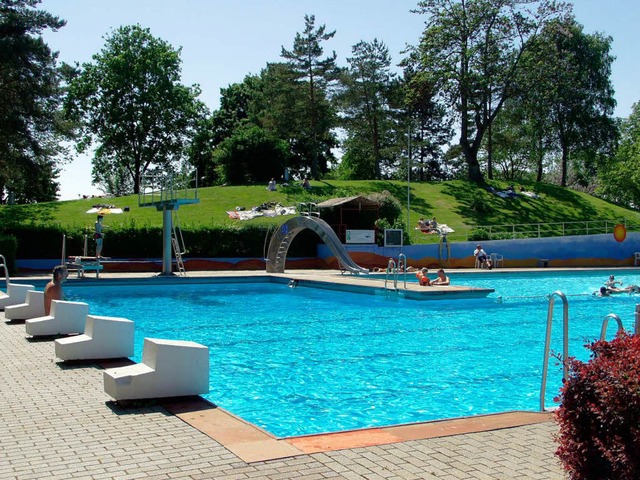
[1,179,639,246]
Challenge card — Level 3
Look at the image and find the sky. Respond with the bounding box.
[38,0,640,200]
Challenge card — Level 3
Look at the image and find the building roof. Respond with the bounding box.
[316,195,380,209]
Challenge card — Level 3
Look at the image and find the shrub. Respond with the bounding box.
[469,190,491,213]
[468,228,490,241]
[554,332,640,479]
[0,234,18,273]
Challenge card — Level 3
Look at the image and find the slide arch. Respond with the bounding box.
[266,216,369,274]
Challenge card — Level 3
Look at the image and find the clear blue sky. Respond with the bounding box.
[38,0,640,200]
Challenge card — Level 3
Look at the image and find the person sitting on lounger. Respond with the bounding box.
[44,265,67,315]
[431,268,450,286]
[416,267,431,286]
[417,218,429,231]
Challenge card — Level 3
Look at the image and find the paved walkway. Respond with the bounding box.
[1,311,566,480]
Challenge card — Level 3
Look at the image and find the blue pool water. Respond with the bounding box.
[65,269,640,438]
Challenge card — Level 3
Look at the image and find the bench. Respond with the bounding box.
[66,257,104,278]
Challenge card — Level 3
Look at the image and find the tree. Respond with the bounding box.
[281,14,339,179]
[65,25,206,194]
[414,0,567,183]
[519,18,617,187]
[338,39,397,179]
[213,125,291,185]
[402,54,453,181]
[0,0,69,203]
[598,103,640,207]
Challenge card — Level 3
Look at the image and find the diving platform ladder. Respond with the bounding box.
[171,211,187,276]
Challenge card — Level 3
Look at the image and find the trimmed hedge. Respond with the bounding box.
[0,223,318,259]
[0,234,18,273]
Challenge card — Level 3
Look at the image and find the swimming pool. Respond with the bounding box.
[65,269,640,438]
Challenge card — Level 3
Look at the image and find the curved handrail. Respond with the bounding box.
[397,253,407,289]
[384,258,397,290]
[600,313,624,340]
[540,290,569,411]
[0,254,9,291]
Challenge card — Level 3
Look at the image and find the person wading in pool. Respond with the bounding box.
[431,268,450,286]
[416,267,431,286]
[44,265,68,315]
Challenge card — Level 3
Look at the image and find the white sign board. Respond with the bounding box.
[346,229,375,244]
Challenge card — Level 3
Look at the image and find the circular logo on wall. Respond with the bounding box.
[613,224,626,243]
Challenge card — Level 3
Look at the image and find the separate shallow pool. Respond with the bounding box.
[66,269,640,437]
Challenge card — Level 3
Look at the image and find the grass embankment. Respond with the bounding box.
[2,179,639,245]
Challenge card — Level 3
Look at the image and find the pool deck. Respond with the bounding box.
[0,269,566,479]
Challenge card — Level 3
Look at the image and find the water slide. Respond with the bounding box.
[266,216,369,274]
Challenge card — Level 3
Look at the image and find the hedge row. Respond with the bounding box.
[0,234,18,273]
[0,224,319,259]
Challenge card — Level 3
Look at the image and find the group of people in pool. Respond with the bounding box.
[597,275,640,296]
[416,267,450,286]
[372,261,450,286]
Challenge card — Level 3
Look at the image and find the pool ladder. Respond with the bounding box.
[384,254,407,291]
[539,291,629,411]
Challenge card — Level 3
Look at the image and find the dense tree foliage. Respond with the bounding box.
[8,2,622,207]
[598,102,640,206]
[515,18,617,187]
[0,0,69,203]
[337,39,398,180]
[65,25,206,194]
[281,14,340,179]
[402,54,453,181]
[414,0,568,182]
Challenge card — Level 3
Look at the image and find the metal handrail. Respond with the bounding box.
[0,254,9,289]
[397,253,407,289]
[600,313,624,340]
[540,290,569,411]
[384,258,397,290]
[297,202,320,217]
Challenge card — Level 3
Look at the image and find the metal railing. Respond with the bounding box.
[540,291,569,411]
[0,254,9,286]
[138,171,199,207]
[600,313,624,341]
[411,219,638,244]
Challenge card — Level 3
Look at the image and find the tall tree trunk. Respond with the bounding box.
[536,134,543,182]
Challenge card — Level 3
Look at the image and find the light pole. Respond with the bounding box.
[407,120,412,233]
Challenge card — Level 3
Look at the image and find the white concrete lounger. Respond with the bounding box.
[5,290,45,320]
[54,315,134,361]
[25,300,89,337]
[0,283,35,310]
[104,338,209,401]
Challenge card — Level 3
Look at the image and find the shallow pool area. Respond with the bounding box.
[65,269,640,438]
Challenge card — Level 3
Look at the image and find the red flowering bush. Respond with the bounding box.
[555,332,640,479]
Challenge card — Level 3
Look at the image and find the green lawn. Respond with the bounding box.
[2,179,639,244]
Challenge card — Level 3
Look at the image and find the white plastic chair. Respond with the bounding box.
[490,253,504,268]
[475,257,488,269]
